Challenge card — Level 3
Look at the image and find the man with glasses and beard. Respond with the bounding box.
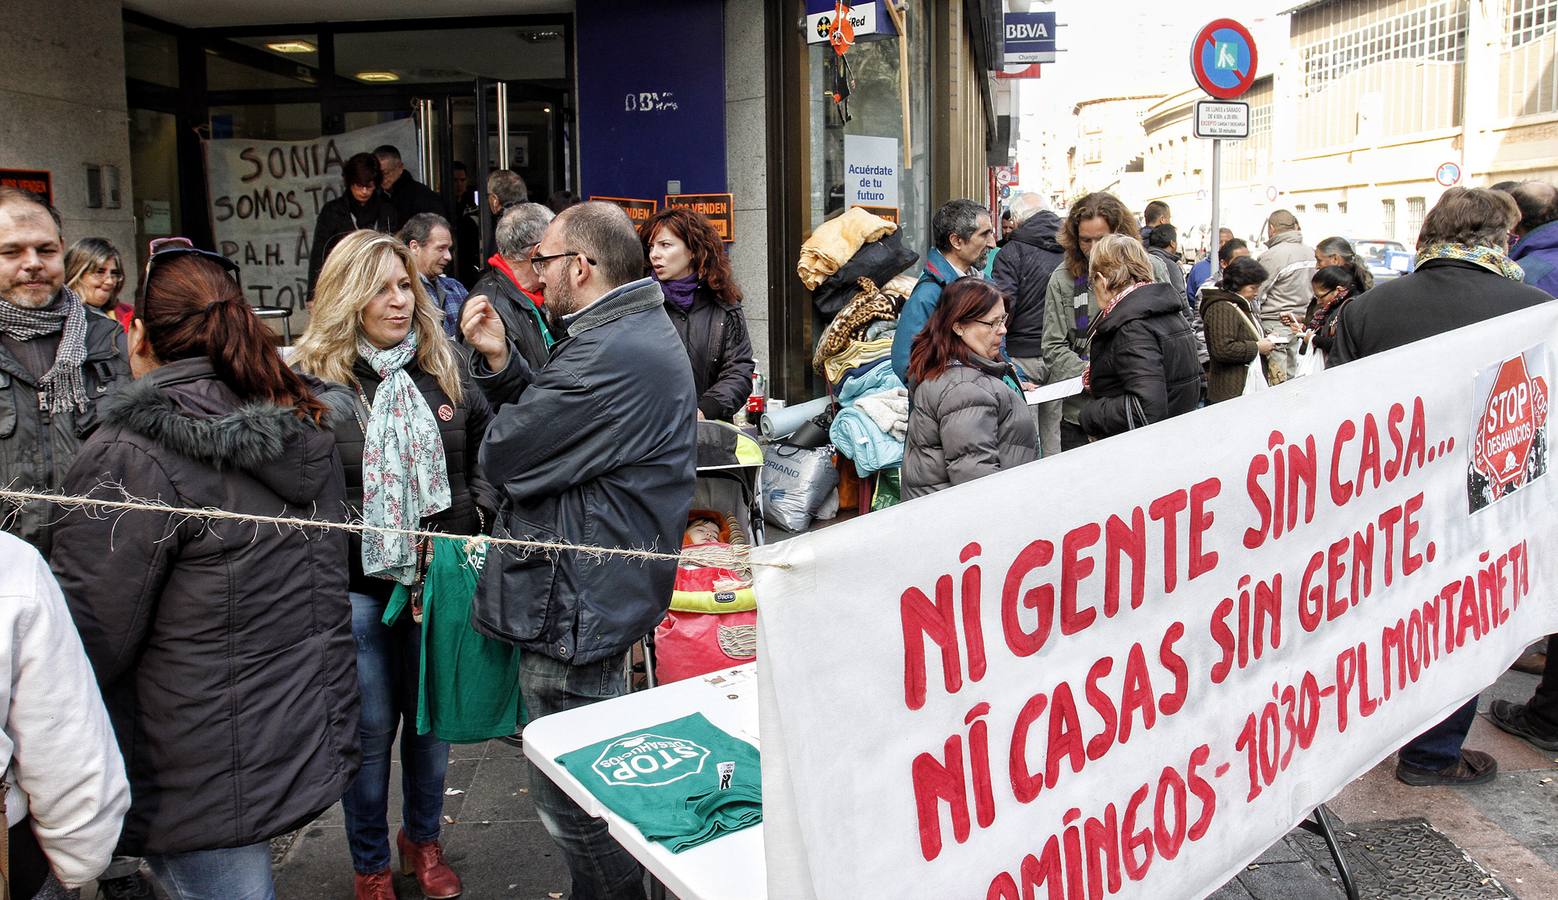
[460,201,696,900]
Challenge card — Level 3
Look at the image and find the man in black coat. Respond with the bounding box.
[375,145,447,224]
[991,194,1065,454]
[461,201,696,900]
[1333,190,1552,365]
[1333,187,1553,786]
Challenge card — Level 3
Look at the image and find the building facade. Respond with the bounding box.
[4,0,1006,403]
[1067,95,1163,203]
[1132,0,1558,253]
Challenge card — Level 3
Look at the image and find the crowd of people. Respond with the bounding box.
[6,163,1558,900]
[0,183,754,900]
[891,182,1558,794]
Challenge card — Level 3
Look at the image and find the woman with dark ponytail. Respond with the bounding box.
[50,248,360,900]
[1292,263,1369,365]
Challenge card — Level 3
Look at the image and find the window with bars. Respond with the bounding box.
[1301,1,1467,97]
[1406,197,1427,242]
[1510,0,1558,48]
[1338,201,1349,216]
[1503,0,1558,116]
[1250,102,1273,138]
[1382,199,1397,241]
[1316,202,1330,216]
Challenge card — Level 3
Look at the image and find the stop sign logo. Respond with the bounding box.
[1473,355,1548,487]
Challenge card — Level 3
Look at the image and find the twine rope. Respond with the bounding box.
[0,485,783,572]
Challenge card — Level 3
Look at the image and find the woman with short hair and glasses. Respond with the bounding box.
[64,238,131,332]
[51,245,358,900]
[902,277,1037,499]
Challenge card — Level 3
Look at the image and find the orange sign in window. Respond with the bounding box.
[852,204,899,225]
[590,196,658,225]
[666,193,735,242]
[0,169,53,204]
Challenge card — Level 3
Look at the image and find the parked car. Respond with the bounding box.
[1347,238,1415,284]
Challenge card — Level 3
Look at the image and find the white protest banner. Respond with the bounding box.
[203,119,418,313]
[754,303,1558,899]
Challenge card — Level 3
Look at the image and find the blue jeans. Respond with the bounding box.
[341,590,450,874]
[146,842,273,900]
[1398,696,1479,770]
[522,651,646,900]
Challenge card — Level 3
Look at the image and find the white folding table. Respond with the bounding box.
[522,664,767,900]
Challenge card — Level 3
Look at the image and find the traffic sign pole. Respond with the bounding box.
[1210,139,1222,285]
[1189,18,1257,290]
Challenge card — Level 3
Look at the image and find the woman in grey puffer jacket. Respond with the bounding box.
[903,278,1037,499]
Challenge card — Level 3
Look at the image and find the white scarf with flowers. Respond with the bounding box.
[357,330,450,584]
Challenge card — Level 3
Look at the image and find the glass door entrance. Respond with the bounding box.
[125,15,575,295]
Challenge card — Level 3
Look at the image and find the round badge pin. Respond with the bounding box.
[437,404,455,421]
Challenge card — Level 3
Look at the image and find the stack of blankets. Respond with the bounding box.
[798,208,919,316]
[811,278,915,476]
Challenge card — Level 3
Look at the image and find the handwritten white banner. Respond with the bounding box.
[203,118,417,312]
[754,304,1558,899]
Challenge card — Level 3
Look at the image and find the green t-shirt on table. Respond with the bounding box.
[556,712,762,853]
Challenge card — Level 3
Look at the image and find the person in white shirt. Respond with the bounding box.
[0,531,128,894]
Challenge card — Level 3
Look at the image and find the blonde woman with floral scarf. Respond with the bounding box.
[292,230,497,900]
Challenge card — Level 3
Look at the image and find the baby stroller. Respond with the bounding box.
[645,420,766,685]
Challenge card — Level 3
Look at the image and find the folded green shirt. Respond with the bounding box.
[556,712,762,853]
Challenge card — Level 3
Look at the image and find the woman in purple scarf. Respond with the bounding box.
[641,208,756,421]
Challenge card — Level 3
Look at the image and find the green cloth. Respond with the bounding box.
[872,467,901,510]
[556,712,762,853]
[384,537,524,743]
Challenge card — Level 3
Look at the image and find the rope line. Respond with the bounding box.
[0,486,784,572]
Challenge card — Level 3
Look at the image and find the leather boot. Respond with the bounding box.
[397,828,463,898]
[353,868,397,900]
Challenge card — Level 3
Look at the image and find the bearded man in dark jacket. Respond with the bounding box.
[1333,187,1552,787]
[462,201,696,900]
[0,188,130,557]
[991,194,1065,455]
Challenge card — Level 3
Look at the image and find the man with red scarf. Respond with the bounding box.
[462,203,557,371]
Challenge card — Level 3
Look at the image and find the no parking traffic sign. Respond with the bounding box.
[1191,19,1258,100]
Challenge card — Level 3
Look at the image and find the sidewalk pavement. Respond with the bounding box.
[1206,664,1558,900]
[46,663,1558,899]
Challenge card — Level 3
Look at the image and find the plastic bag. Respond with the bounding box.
[813,487,841,521]
[762,444,839,532]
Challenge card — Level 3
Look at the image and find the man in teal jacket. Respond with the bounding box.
[891,199,997,384]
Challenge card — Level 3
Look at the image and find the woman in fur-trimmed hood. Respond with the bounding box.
[50,248,358,899]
